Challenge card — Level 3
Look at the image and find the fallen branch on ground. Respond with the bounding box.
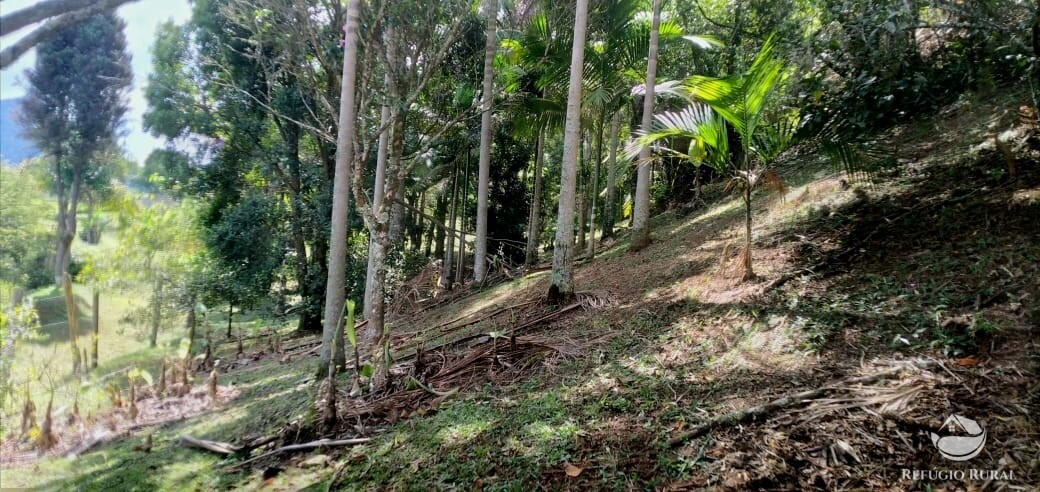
[179,435,241,455]
[228,437,372,470]
[667,360,935,447]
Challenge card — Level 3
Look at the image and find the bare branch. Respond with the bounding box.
[0,0,139,69]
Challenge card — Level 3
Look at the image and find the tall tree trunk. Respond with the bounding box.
[362,27,407,376]
[407,191,420,251]
[365,67,406,388]
[54,153,82,288]
[185,295,196,360]
[150,277,163,348]
[226,300,233,338]
[91,289,99,368]
[61,273,79,374]
[457,146,470,284]
[441,161,459,289]
[547,0,589,303]
[433,188,447,259]
[588,111,604,258]
[576,147,586,253]
[1033,0,1040,57]
[389,198,405,246]
[603,110,620,238]
[473,0,497,283]
[630,0,662,252]
[282,123,317,334]
[524,130,545,265]
[320,0,360,374]
[364,84,390,322]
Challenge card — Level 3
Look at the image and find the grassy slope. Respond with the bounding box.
[3,91,1038,490]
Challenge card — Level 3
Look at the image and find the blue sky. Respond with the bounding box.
[0,0,193,164]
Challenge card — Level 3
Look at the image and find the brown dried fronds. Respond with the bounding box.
[760,169,787,200]
[20,387,36,439]
[575,290,614,310]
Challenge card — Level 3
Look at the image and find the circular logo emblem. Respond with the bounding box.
[929,414,986,461]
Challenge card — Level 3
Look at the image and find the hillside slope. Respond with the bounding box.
[2,91,1037,491]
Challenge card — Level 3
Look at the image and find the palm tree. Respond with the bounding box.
[546,0,590,303]
[636,36,873,281]
[474,0,498,283]
[628,0,663,252]
[320,0,360,373]
[632,36,786,280]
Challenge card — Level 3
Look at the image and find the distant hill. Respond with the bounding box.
[0,98,39,165]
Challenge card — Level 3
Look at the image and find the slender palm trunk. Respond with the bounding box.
[576,146,586,253]
[441,161,459,289]
[547,0,589,302]
[603,110,620,238]
[320,0,360,374]
[91,289,99,368]
[588,110,605,258]
[629,0,662,252]
[473,0,497,283]
[457,148,470,284]
[525,130,545,265]
[742,187,754,281]
[434,188,447,259]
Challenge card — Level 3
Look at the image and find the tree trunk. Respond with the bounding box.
[524,130,545,265]
[576,155,586,253]
[473,0,497,283]
[320,0,360,375]
[186,295,196,360]
[433,189,447,259]
[226,300,233,339]
[603,110,621,238]
[62,273,79,374]
[389,197,405,246]
[366,101,406,390]
[150,277,163,348]
[1033,0,1040,57]
[91,289,99,369]
[742,186,754,281]
[629,0,662,252]
[457,146,470,285]
[547,0,589,303]
[588,111,604,258]
[364,84,390,322]
[441,161,459,289]
[53,151,82,287]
